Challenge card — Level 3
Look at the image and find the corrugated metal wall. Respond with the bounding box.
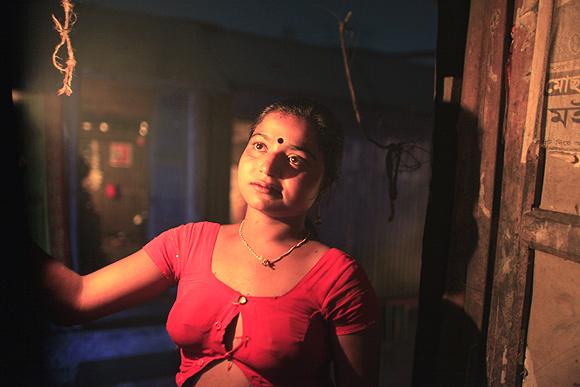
[320,107,433,300]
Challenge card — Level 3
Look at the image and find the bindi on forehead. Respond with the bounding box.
[277,138,284,144]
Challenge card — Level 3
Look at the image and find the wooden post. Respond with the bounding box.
[485,0,550,385]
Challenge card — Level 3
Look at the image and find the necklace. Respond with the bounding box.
[238,219,310,268]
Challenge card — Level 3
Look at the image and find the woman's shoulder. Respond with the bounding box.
[168,220,221,233]
[319,245,356,265]
[149,221,222,245]
[301,244,361,288]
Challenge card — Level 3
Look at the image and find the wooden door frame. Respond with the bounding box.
[486,0,580,385]
[415,0,580,385]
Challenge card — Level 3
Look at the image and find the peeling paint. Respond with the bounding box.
[549,150,580,166]
[523,347,538,387]
[533,222,550,243]
[514,1,538,52]
[490,9,501,33]
[502,258,511,274]
[501,345,509,384]
[515,0,539,21]
[557,0,574,7]
[489,68,499,83]
[479,200,492,218]
[479,172,492,218]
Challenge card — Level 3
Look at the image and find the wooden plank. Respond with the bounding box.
[486,0,552,385]
[459,0,509,332]
[519,0,555,164]
[521,208,580,263]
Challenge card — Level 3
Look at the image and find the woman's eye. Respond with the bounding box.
[253,142,266,151]
[288,155,304,167]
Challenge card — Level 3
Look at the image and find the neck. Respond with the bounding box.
[241,208,307,242]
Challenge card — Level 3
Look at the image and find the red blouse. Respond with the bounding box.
[144,222,378,386]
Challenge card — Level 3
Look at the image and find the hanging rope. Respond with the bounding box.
[51,0,77,96]
[336,11,429,221]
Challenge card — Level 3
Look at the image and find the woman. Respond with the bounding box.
[42,98,379,386]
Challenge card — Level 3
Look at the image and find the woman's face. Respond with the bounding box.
[237,112,325,219]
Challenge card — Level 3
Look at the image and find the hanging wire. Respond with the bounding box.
[336,11,430,221]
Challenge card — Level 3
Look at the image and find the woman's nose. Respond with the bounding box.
[260,152,282,177]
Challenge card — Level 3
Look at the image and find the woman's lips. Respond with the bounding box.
[251,181,281,196]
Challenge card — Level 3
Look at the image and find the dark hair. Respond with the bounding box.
[249,98,344,198]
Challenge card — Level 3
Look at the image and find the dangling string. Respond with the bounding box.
[336,11,430,221]
[51,0,77,96]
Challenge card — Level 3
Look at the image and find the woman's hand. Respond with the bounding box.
[39,245,172,325]
[332,325,380,387]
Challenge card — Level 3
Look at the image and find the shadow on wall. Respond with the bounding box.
[413,103,489,387]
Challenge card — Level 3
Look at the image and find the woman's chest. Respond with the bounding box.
[210,243,323,297]
[166,276,329,363]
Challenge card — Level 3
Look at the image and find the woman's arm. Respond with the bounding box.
[332,325,380,387]
[38,244,173,325]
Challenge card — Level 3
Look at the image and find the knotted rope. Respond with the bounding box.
[52,0,77,96]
